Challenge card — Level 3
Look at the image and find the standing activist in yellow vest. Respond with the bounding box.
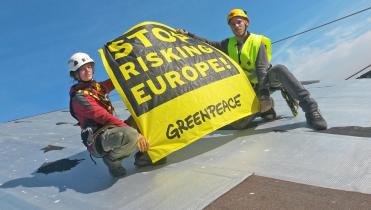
[177,8,327,130]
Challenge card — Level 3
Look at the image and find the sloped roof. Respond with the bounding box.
[1,79,370,209]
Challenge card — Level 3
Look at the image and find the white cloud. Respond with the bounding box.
[274,21,371,81]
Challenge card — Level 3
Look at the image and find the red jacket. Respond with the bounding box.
[69,79,127,129]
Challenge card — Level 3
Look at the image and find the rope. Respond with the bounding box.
[272,6,371,44]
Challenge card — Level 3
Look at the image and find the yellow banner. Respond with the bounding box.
[99,21,259,162]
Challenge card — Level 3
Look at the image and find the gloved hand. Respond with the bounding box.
[176,28,189,35]
[259,95,274,113]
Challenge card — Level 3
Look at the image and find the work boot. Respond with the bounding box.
[134,152,167,167]
[259,96,274,113]
[103,157,126,178]
[305,110,327,130]
[260,107,277,121]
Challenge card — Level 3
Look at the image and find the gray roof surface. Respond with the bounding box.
[0,79,370,209]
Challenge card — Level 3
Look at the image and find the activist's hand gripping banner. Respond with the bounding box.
[99,22,259,162]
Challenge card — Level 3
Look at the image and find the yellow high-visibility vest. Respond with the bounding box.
[227,33,272,84]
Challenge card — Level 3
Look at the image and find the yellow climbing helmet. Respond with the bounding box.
[227,9,249,24]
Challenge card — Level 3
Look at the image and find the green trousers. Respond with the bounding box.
[97,126,138,161]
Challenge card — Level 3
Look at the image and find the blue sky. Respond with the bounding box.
[1,0,370,123]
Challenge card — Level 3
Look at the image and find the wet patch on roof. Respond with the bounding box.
[36,159,84,174]
[301,80,320,85]
[273,129,288,133]
[317,126,371,138]
[13,120,32,123]
[55,121,79,126]
[56,122,74,125]
[310,85,334,89]
[41,145,65,153]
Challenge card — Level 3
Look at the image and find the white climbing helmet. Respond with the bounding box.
[68,52,94,72]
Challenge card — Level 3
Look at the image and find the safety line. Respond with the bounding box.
[272,6,371,44]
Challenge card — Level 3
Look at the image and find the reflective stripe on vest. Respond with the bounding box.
[227,33,272,84]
